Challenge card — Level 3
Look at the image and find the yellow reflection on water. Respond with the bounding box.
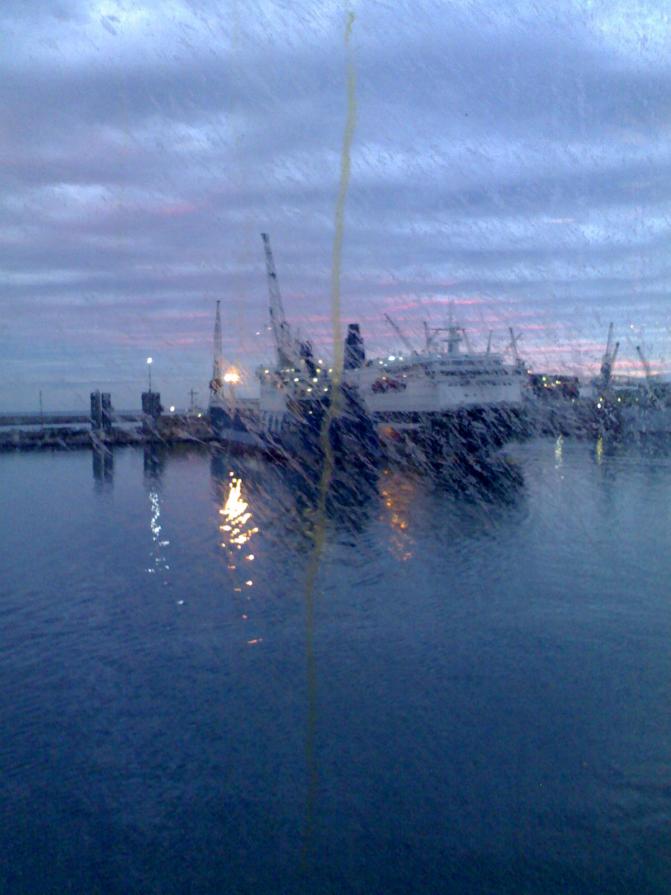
[218,472,260,640]
[379,468,415,562]
[219,475,259,552]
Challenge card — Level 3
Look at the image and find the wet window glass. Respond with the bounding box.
[2,2,670,892]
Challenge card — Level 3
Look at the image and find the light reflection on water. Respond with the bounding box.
[1,438,670,893]
[379,467,416,562]
[146,489,171,578]
[217,470,260,643]
[143,447,171,581]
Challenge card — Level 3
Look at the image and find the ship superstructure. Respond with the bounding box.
[345,318,525,456]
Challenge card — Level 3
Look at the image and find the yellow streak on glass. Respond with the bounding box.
[595,434,604,465]
[554,434,564,467]
[302,8,357,869]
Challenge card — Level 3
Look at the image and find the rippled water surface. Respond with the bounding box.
[1,439,670,894]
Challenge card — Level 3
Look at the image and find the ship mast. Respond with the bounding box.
[446,302,461,355]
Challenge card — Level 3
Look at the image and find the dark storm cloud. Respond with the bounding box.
[1,0,670,408]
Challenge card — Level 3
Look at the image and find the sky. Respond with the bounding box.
[2,0,671,410]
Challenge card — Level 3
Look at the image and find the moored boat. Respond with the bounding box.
[344,318,526,464]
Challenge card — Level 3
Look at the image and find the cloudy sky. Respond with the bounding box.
[2,0,670,409]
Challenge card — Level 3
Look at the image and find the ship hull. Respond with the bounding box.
[209,387,382,472]
[210,400,525,470]
[375,403,525,464]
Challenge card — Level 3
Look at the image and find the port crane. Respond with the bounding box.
[384,314,416,355]
[210,299,224,393]
[635,344,656,400]
[507,327,526,372]
[261,233,299,369]
[599,322,620,389]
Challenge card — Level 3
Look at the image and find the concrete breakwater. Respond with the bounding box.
[0,415,215,451]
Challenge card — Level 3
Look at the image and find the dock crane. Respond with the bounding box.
[210,299,224,394]
[384,313,416,355]
[636,344,655,399]
[599,323,619,389]
[423,321,436,351]
[507,327,526,372]
[261,233,298,369]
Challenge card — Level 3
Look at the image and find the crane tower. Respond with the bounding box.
[261,233,297,369]
[210,299,224,393]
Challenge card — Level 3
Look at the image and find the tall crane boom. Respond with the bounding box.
[611,341,620,372]
[507,327,527,370]
[210,299,224,392]
[384,313,416,355]
[604,322,614,361]
[598,322,618,388]
[261,233,295,368]
[636,344,654,393]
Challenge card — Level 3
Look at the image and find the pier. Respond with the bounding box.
[0,393,215,451]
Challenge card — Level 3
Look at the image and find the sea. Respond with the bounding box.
[1,436,670,894]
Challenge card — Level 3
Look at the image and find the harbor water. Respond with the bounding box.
[1,438,670,893]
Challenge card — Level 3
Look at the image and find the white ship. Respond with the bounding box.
[343,317,525,457]
[210,235,524,468]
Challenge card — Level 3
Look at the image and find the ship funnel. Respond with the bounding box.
[344,323,365,369]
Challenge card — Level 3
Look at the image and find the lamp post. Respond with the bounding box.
[146,357,153,392]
